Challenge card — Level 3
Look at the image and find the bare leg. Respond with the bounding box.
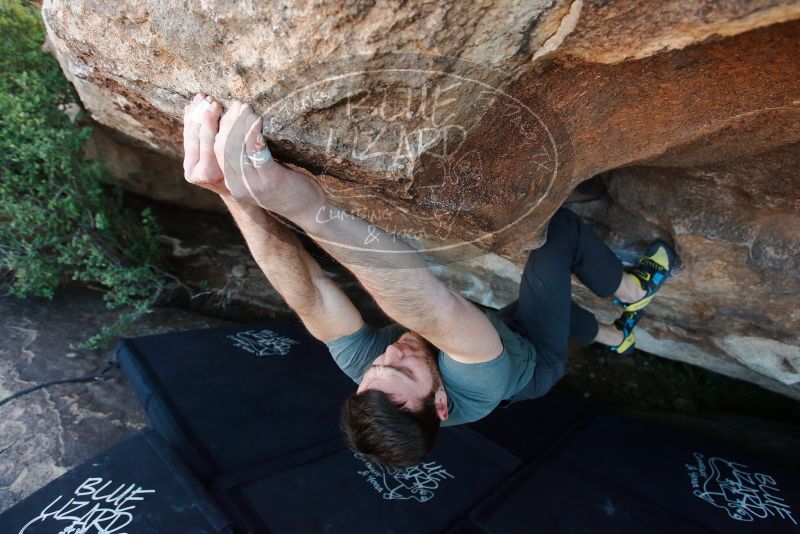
[594,322,623,346]
[613,272,646,303]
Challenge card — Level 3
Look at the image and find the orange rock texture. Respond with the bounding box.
[41,0,800,397]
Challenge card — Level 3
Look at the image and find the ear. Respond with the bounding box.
[434,386,449,421]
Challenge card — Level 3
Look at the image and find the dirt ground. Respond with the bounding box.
[0,288,233,511]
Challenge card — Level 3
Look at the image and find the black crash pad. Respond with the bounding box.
[471,414,800,533]
[116,320,355,481]
[467,390,593,462]
[0,429,231,534]
[213,428,519,534]
[471,459,712,534]
[116,320,799,533]
[118,320,594,484]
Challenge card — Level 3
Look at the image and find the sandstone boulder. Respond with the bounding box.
[569,142,800,399]
[40,0,800,397]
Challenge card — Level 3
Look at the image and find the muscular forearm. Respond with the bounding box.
[221,194,363,342]
[286,191,461,337]
[237,164,454,328]
[298,200,449,303]
[221,194,318,313]
[180,96,363,342]
[290,197,500,358]
[212,110,499,358]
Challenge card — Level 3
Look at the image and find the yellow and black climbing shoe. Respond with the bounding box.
[614,240,676,312]
[609,309,645,356]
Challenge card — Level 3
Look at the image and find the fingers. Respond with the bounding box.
[217,101,242,144]
[216,102,264,205]
[214,101,238,170]
[198,97,222,170]
[243,115,264,158]
[182,93,205,180]
[192,96,226,192]
[224,102,259,158]
[183,93,229,195]
[239,109,276,181]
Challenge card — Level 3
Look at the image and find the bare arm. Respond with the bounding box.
[221,196,364,342]
[214,102,502,363]
[182,94,363,343]
[295,201,503,362]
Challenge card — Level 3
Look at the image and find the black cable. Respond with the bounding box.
[0,360,119,409]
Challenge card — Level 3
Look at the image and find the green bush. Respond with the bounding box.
[0,0,167,347]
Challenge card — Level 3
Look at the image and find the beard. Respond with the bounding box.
[404,331,444,394]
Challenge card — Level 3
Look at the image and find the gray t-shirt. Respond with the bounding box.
[325,312,536,426]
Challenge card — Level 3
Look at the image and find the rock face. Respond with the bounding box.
[40,1,800,397]
[83,125,223,212]
[568,142,800,399]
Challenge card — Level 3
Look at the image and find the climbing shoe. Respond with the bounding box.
[614,240,676,312]
[609,309,645,356]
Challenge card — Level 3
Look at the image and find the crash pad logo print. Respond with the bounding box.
[354,452,454,502]
[18,477,155,534]
[685,452,796,525]
[227,329,299,357]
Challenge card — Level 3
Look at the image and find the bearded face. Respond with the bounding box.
[356,331,443,411]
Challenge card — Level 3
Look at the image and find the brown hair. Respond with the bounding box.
[340,388,440,467]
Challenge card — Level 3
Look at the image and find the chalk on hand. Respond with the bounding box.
[191,99,211,122]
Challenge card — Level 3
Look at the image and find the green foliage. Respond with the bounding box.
[0,0,167,347]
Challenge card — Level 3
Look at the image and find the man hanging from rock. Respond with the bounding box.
[182,94,676,467]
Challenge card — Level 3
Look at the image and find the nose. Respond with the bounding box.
[384,343,405,362]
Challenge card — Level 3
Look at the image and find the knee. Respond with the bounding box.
[544,207,580,247]
[550,207,578,231]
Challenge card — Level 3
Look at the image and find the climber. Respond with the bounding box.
[181,94,676,467]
